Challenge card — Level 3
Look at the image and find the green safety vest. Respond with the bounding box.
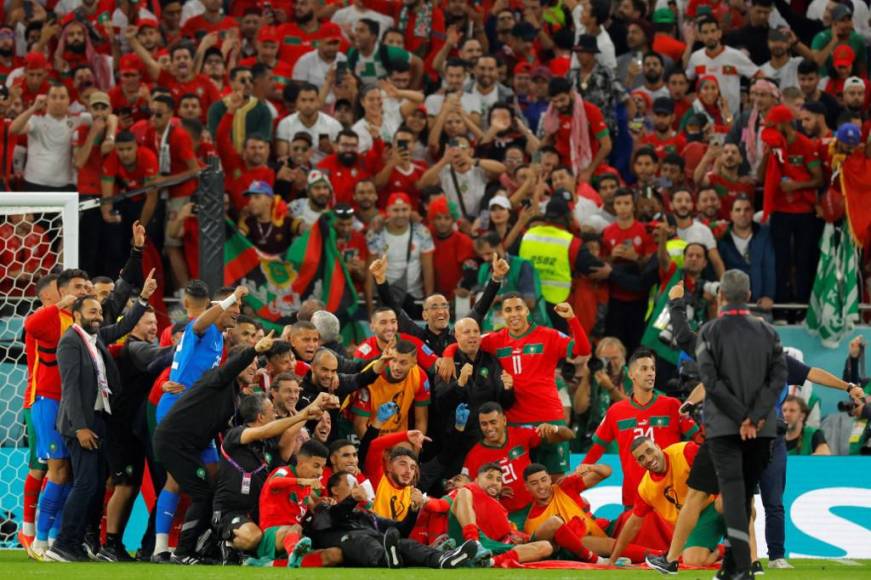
[641,268,708,365]
[787,426,818,456]
[477,255,550,331]
[519,225,573,304]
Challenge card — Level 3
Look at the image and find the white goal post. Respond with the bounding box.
[0,192,78,547]
[0,192,80,269]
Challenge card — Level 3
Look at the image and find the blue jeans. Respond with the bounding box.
[759,435,787,560]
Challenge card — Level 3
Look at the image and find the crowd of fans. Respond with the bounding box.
[5,0,871,573]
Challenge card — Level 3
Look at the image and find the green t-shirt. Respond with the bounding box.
[347,44,412,86]
[810,30,867,74]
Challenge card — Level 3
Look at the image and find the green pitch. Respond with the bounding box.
[3,552,871,579]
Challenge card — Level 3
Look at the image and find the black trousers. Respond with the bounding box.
[769,211,822,305]
[154,438,213,558]
[56,413,109,553]
[604,297,647,354]
[707,435,773,573]
[324,529,442,567]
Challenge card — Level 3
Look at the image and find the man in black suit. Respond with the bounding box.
[44,272,157,563]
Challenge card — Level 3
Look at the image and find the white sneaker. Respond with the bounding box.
[768,559,793,569]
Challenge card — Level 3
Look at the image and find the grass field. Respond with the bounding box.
[4,551,871,579]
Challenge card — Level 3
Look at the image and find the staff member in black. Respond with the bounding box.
[214,391,334,563]
[153,331,276,564]
[303,471,478,569]
[45,275,156,563]
[695,270,787,580]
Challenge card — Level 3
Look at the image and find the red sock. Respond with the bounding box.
[282,532,301,555]
[462,524,480,542]
[717,544,726,559]
[23,474,42,527]
[554,524,595,562]
[492,549,519,567]
[300,553,323,567]
[622,544,660,563]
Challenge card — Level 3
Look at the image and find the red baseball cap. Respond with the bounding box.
[513,62,533,75]
[833,44,856,68]
[765,104,795,126]
[257,25,280,44]
[119,53,143,74]
[386,192,412,208]
[24,51,48,71]
[321,22,343,42]
[138,17,160,29]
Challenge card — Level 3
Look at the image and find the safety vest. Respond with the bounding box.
[666,238,687,269]
[641,268,708,365]
[366,366,422,434]
[373,474,413,521]
[637,442,709,525]
[518,225,573,303]
[477,254,550,330]
[787,427,818,456]
[523,484,606,537]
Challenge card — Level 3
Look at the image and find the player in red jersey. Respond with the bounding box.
[446,464,553,566]
[24,268,90,557]
[257,441,341,567]
[582,348,699,508]
[462,402,574,522]
[18,274,59,554]
[442,294,590,475]
[354,306,438,369]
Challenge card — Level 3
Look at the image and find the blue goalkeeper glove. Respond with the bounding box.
[455,403,470,431]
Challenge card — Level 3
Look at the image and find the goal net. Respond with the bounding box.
[0,193,78,548]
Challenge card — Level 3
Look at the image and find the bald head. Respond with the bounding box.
[422,293,450,332]
[454,317,481,354]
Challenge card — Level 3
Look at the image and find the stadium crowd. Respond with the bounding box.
[5,0,871,576]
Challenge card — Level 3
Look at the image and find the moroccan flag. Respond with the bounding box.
[224,222,261,285]
[224,221,299,324]
[287,213,358,318]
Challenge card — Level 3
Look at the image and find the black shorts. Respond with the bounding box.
[106,416,146,486]
[215,511,255,541]
[687,439,720,495]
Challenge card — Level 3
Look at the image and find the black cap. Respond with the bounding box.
[545,189,572,219]
[333,203,355,218]
[573,34,600,54]
[687,112,710,128]
[652,96,675,114]
[802,101,826,115]
[512,21,538,40]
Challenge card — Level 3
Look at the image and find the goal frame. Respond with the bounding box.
[0,192,80,269]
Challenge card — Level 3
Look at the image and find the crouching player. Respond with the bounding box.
[608,437,723,568]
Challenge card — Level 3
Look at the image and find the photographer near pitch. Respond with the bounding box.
[695,270,786,580]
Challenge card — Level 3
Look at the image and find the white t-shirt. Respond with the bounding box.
[439,164,487,219]
[352,116,399,153]
[275,112,343,164]
[292,50,348,98]
[568,13,618,71]
[686,47,758,114]
[424,92,482,117]
[470,86,500,118]
[289,198,326,228]
[331,5,393,40]
[367,224,435,299]
[731,231,752,258]
[677,220,717,250]
[25,113,88,187]
[760,57,803,90]
[637,85,670,101]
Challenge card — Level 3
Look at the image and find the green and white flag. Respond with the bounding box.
[805,223,859,348]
